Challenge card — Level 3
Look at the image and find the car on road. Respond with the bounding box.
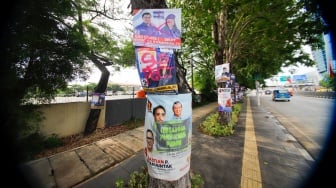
[272,89,291,102]
[265,90,272,95]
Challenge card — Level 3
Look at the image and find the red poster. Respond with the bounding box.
[135,47,178,93]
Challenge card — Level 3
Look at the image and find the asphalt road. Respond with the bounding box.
[259,94,335,160]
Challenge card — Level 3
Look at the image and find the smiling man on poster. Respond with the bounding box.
[143,93,192,181]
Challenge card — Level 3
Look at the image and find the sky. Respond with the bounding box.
[264,45,321,86]
[268,45,320,77]
[85,66,141,86]
[71,1,141,86]
[82,52,319,87]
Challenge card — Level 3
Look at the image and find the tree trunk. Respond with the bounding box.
[175,51,194,94]
[84,53,111,135]
[149,172,191,188]
[129,0,192,187]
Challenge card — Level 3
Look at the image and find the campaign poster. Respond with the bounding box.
[223,73,235,88]
[133,9,182,49]
[215,63,230,83]
[135,47,178,93]
[218,88,232,112]
[90,93,105,108]
[144,93,192,181]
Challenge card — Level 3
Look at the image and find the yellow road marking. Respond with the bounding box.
[240,98,262,188]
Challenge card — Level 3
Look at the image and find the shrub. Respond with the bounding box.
[44,134,63,149]
[116,166,204,188]
[199,103,242,136]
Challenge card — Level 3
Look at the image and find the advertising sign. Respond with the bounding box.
[133,9,182,49]
[144,93,192,181]
[279,76,291,82]
[90,93,105,108]
[135,47,178,93]
[293,74,307,81]
[218,88,232,112]
[215,64,230,83]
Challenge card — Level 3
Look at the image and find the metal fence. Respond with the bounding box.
[105,98,147,127]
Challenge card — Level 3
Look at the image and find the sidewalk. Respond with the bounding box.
[20,96,315,188]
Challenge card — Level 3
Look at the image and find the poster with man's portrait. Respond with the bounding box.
[215,63,230,83]
[132,9,182,49]
[143,93,192,181]
[135,47,177,94]
[218,88,232,112]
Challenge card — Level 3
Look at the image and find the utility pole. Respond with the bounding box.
[255,80,260,106]
[191,59,194,89]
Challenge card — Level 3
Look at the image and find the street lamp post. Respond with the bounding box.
[288,67,296,85]
[288,67,296,93]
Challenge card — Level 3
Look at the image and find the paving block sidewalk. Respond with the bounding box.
[20,102,218,188]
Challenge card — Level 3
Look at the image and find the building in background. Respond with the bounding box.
[312,32,335,77]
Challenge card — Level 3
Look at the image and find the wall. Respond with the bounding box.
[38,98,146,138]
[38,102,90,137]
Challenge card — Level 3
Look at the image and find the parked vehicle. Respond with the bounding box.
[272,89,291,102]
[265,90,272,95]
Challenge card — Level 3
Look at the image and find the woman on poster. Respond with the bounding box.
[160,14,181,38]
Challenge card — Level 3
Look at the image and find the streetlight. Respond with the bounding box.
[288,66,297,92]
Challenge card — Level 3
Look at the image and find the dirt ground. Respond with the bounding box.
[34,121,143,160]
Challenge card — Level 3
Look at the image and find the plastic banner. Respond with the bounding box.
[215,64,230,83]
[218,88,232,112]
[133,9,182,49]
[144,93,192,181]
[135,47,178,93]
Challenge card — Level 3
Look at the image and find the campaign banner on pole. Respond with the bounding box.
[144,93,192,181]
[135,47,178,93]
[215,63,230,83]
[133,9,182,49]
[218,88,232,112]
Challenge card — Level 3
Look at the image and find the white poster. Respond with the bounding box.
[133,9,182,49]
[144,93,192,181]
[215,63,230,83]
[218,88,232,112]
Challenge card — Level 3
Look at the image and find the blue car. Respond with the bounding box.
[272,89,291,102]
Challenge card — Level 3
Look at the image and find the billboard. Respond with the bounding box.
[293,74,307,81]
[279,76,291,82]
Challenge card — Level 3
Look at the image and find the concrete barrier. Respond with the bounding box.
[295,91,336,99]
[38,98,146,138]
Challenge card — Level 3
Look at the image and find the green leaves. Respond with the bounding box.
[171,0,325,89]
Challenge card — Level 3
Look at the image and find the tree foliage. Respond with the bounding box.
[1,0,135,165]
[170,0,325,89]
[3,0,90,104]
[319,73,336,91]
